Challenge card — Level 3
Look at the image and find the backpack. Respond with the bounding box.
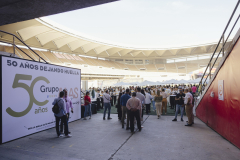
[52,99,61,114]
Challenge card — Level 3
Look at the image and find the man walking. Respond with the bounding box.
[172,89,185,122]
[52,91,72,137]
[184,89,194,126]
[60,89,73,134]
[120,89,131,130]
[103,90,112,120]
[145,91,152,114]
[126,92,142,133]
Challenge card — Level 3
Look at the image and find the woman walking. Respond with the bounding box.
[151,90,156,112]
[154,90,163,119]
[84,92,92,120]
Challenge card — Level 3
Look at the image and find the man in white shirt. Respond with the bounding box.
[145,91,152,114]
[184,89,194,126]
[103,90,112,120]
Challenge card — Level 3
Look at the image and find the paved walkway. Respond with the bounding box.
[0,114,239,160]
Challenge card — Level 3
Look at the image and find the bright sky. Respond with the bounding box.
[46,0,240,49]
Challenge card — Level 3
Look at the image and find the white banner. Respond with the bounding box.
[1,56,81,143]
[218,80,224,101]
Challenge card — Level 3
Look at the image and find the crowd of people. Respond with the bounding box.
[52,84,200,137]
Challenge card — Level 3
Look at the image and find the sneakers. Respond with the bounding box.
[108,117,112,120]
[58,134,63,138]
[83,117,87,120]
[65,134,72,138]
[172,119,177,121]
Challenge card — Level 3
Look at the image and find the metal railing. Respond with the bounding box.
[199,0,240,95]
[0,30,48,63]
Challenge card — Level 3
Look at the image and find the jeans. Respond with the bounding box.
[55,115,68,136]
[84,104,92,117]
[103,103,111,118]
[60,113,69,132]
[175,104,184,119]
[152,101,156,110]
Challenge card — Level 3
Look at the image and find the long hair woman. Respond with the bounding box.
[151,90,156,112]
[154,90,163,119]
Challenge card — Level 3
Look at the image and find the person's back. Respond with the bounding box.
[145,92,152,103]
[145,92,152,114]
[103,90,112,120]
[192,86,197,93]
[120,89,131,129]
[154,95,163,102]
[126,93,142,133]
[103,92,111,103]
[52,91,71,137]
[136,92,145,104]
[52,97,65,117]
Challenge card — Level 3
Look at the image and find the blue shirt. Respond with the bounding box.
[52,97,66,117]
[120,93,131,106]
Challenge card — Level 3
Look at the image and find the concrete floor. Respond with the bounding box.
[0,114,239,160]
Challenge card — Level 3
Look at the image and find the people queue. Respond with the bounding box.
[52,84,198,137]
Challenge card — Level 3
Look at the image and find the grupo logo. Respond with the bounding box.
[6,74,50,117]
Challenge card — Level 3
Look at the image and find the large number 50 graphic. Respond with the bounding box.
[6,74,50,117]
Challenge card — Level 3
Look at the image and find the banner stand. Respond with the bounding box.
[0,55,81,144]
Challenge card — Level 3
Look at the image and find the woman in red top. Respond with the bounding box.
[84,92,92,120]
